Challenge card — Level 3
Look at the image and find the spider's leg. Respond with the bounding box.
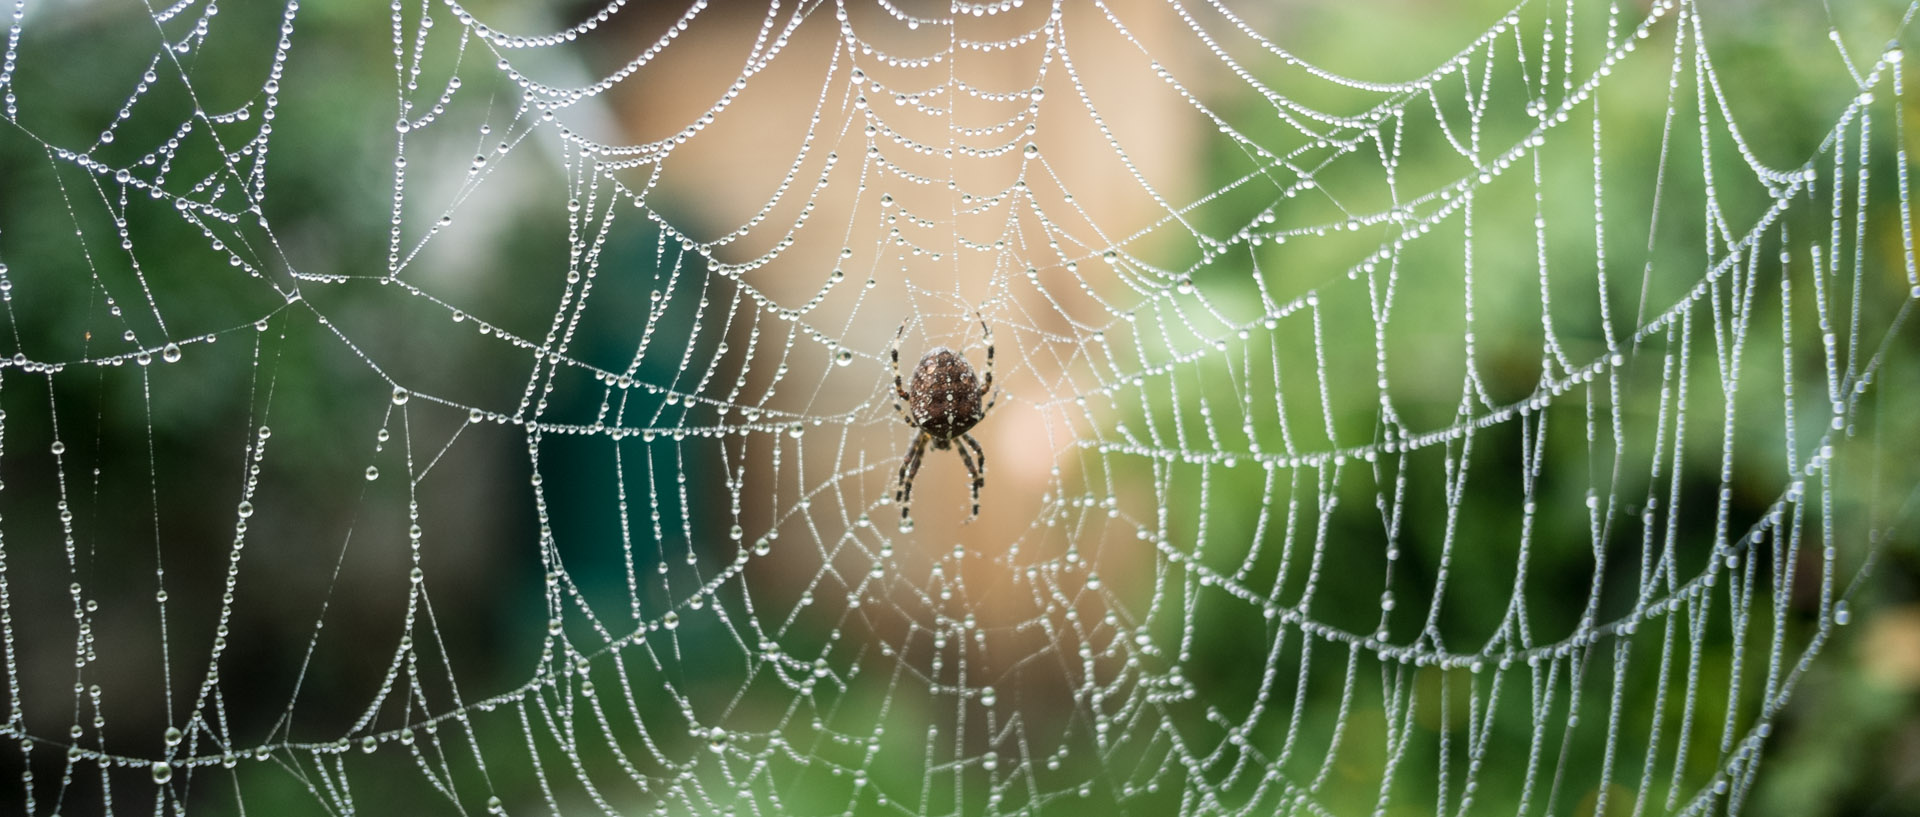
[962,433,987,505]
[962,432,986,479]
[896,432,930,519]
[976,313,995,410]
[891,322,913,423]
[956,435,984,523]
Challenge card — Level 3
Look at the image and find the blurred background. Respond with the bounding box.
[0,0,1915,814]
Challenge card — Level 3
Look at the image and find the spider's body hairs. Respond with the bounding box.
[891,320,996,521]
[907,347,984,444]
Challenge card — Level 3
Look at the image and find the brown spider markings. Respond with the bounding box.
[891,318,996,522]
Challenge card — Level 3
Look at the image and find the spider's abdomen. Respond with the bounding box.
[910,346,982,439]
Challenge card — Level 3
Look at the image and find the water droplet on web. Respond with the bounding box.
[162,343,181,363]
[662,611,680,630]
[164,726,183,746]
[487,795,504,814]
[729,524,743,540]
[365,466,380,481]
[151,761,172,784]
[1833,600,1851,625]
[395,119,411,133]
[898,518,914,533]
[237,501,254,518]
[707,726,728,753]
[361,736,378,753]
[392,386,410,405]
[1023,143,1039,159]
[835,349,853,366]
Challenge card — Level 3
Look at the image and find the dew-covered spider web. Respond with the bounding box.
[1,0,1918,814]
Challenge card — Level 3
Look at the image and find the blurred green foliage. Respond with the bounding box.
[0,0,1914,815]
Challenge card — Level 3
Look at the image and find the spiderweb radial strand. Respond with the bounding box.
[0,0,1914,815]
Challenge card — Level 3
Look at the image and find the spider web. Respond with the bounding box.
[0,0,1915,815]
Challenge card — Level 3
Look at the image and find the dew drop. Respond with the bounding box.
[162,343,181,363]
[663,611,680,630]
[151,761,172,784]
[365,466,380,481]
[392,386,410,405]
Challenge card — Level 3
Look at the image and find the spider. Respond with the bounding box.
[891,317,997,523]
